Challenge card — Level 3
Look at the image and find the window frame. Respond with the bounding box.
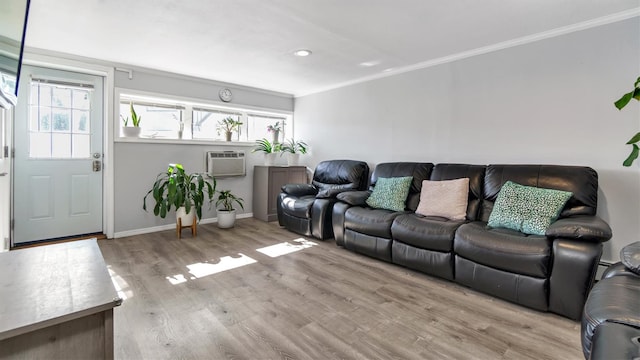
[115,88,293,146]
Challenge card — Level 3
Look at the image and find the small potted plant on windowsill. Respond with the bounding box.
[267,120,285,144]
[121,102,142,137]
[216,116,243,141]
[215,190,244,228]
[143,163,216,238]
[252,138,281,166]
[280,139,308,166]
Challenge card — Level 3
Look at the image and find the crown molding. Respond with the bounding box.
[295,8,640,98]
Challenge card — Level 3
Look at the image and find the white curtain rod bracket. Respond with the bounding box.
[115,67,133,80]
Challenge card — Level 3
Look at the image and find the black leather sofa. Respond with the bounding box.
[581,241,640,359]
[277,159,369,240]
[332,162,612,320]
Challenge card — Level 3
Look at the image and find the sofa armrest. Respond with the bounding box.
[281,184,318,197]
[316,188,347,199]
[602,262,640,279]
[336,190,371,206]
[545,215,612,243]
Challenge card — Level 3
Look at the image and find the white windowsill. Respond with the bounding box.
[114,137,256,147]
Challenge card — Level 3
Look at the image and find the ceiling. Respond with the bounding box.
[21,0,640,96]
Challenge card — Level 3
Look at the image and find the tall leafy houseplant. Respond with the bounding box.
[615,76,640,166]
[143,163,216,220]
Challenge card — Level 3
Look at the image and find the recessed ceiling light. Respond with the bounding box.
[359,61,380,67]
[294,49,312,57]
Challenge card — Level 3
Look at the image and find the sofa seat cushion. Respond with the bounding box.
[454,222,552,278]
[344,207,403,239]
[391,214,465,252]
[280,195,315,218]
[581,275,640,359]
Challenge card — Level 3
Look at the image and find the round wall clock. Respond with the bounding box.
[219,88,233,102]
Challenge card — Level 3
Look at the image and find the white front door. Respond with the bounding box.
[13,66,103,245]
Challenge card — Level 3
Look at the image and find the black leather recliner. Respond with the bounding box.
[581,241,640,359]
[277,160,369,240]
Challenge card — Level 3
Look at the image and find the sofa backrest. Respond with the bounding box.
[370,162,434,211]
[430,163,486,221]
[479,164,599,222]
[312,160,370,192]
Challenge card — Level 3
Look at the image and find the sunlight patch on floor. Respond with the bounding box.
[108,266,133,300]
[167,253,257,284]
[256,238,318,258]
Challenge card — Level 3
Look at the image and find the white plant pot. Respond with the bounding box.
[122,126,141,137]
[264,153,276,166]
[287,153,300,166]
[176,206,196,227]
[217,209,237,229]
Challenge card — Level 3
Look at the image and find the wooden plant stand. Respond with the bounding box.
[176,216,197,239]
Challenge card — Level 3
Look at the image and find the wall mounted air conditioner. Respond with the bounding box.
[206,151,246,177]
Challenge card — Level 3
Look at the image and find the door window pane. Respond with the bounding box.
[72,134,90,158]
[29,132,51,158]
[52,108,71,132]
[73,110,89,133]
[29,81,93,159]
[52,133,71,158]
[52,87,71,108]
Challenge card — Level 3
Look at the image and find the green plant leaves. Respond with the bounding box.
[252,138,274,153]
[142,163,216,219]
[129,102,142,127]
[616,76,640,167]
[624,144,640,167]
[216,190,244,211]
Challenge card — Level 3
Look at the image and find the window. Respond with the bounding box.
[118,91,292,143]
[120,100,183,138]
[192,108,242,141]
[29,80,93,158]
[247,114,288,143]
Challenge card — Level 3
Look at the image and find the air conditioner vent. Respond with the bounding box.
[206,151,246,177]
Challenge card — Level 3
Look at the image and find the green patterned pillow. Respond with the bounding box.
[487,181,572,236]
[366,176,413,211]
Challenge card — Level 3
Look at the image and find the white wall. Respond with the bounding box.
[294,18,640,262]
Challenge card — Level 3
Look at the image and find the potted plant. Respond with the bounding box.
[267,120,285,144]
[120,102,142,137]
[280,139,308,166]
[215,190,244,228]
[143,163,216,236]
[216,116,243,141]
[252,138,281,166]
[615,76,640,166]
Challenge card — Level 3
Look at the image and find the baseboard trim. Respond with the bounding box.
[113,213,254,238]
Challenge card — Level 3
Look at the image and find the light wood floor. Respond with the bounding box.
[99,218,583,360]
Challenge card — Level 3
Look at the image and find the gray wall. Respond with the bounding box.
[294,18,640,262]
[114,68,293,233]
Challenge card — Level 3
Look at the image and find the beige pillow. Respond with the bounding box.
[415,178,470,220]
